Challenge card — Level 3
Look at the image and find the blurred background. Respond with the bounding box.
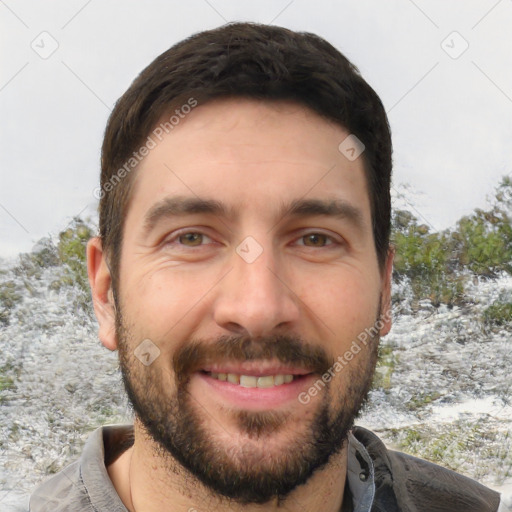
[1,1,511,510]
[1,0,512,257]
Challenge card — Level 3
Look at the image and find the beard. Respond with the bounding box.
[116,309,380,505]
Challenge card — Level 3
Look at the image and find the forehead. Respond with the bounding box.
[128,98,371,224]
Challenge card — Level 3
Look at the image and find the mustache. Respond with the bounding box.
[173,334,333,383]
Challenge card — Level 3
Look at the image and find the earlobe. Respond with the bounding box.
[87,237,118,351]
[379,246,394,336]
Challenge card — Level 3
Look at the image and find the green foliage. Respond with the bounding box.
[399,424,468,465]
[483,301,512,327]
[391,211,465,306]
[0,280,23,326]
[392,175,512,305]
[0,374,15,392]
[373,343,397,391]
[0,363,17,403]
[454,176,512,278]
[388,419,511,482]
[13,238,59,282]
[0,218,95,320]
[454,213,512,279]
[0,281,22,309]
[405,391,442,411]
[29,238,60,269]
[57,218,94,294]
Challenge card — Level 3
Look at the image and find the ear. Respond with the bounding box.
[87,236,118,351]
[379,245,394,337]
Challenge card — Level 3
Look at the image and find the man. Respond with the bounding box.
[29,22,502,511]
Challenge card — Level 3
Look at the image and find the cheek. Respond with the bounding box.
[119,263,217,352]
[295,266,380,337]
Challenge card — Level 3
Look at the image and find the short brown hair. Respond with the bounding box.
[100,22,392,294]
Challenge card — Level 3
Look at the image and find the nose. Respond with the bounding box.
[213,243,300,338]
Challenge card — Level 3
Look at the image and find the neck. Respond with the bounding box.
[109,419,348,512]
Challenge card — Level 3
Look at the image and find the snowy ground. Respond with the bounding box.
[360,275,512,509]
[0,252,511,510]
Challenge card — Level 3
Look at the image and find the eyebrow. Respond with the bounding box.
[142,196,365,237]
[143,196,230,236]
[282,198,364,230]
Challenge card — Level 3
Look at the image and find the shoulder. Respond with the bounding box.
[352,425,502,512]
[29,425,133,512]
[29,459,93,512]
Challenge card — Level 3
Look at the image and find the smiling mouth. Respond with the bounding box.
[201,371,309,388]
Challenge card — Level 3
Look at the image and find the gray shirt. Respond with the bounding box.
[29,424,503,511]
[28,424,375,512]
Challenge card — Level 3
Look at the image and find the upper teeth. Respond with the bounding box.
[208,372,295,388]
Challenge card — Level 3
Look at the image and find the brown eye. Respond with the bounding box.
[302,233,330,247]
[178,233,204,246]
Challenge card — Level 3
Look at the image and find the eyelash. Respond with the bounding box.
[164,229,340,249]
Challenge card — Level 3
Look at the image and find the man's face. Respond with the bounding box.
[112,99,392,503]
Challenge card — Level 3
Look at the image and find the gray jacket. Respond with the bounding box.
[29,424,502,511]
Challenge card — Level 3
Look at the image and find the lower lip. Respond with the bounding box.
[193,372,316,410]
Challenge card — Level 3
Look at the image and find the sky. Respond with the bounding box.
[1,0,511,259]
